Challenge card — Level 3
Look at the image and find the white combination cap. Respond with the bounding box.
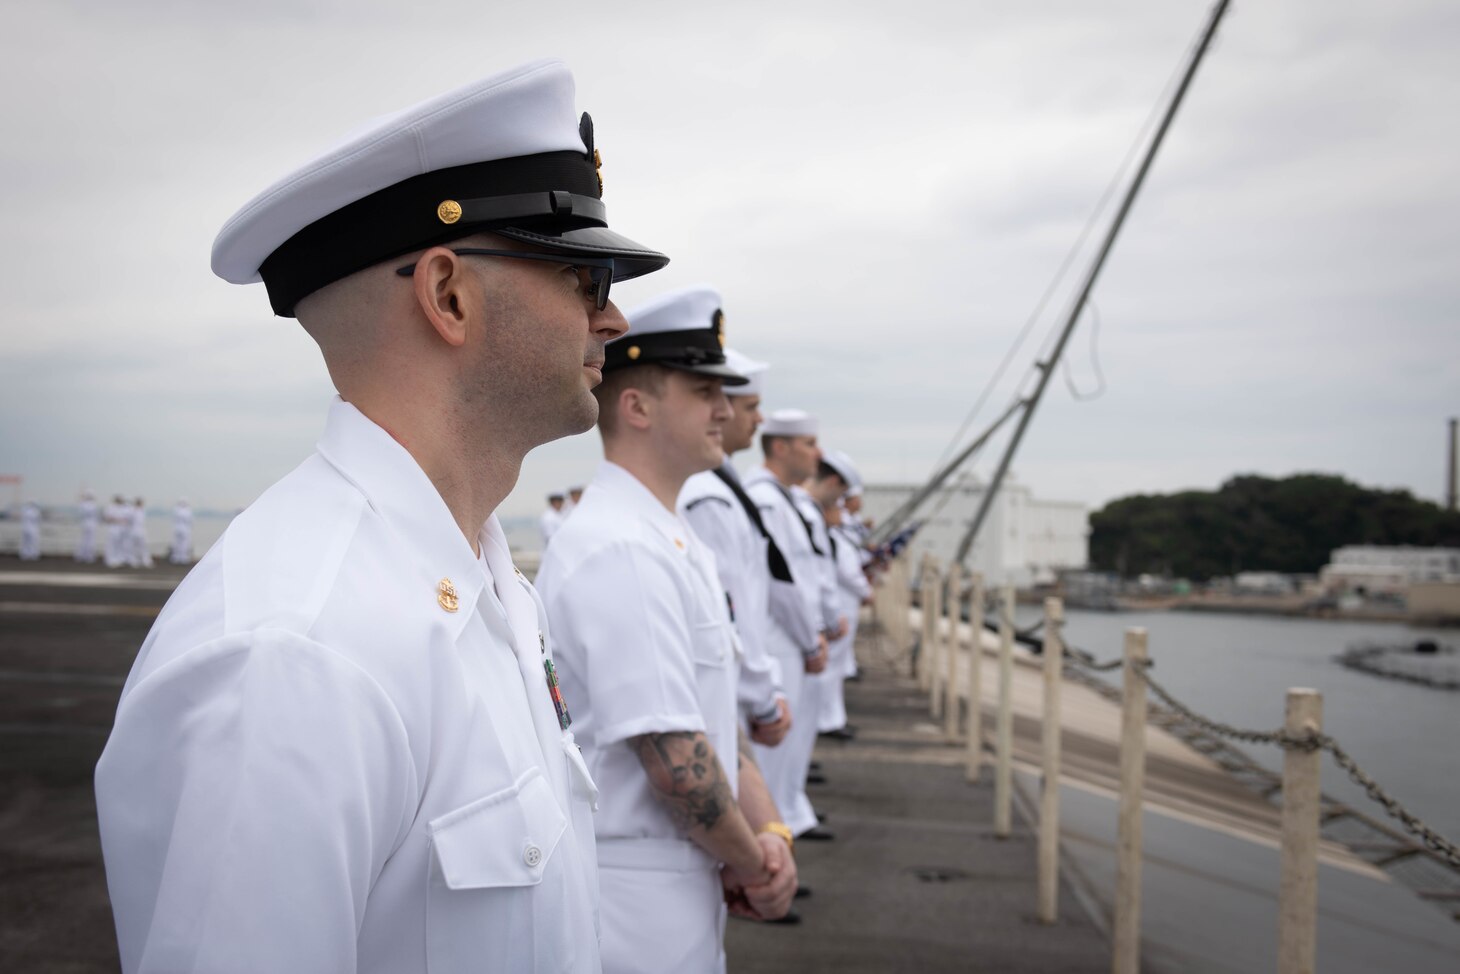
[820,449,861,488]
[610,285,747,385]
[723,348,768,398]
[211,59,667,317]
[762,409,818,437]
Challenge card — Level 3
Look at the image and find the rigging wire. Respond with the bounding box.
[930,18,1207,472]
[1061,299,1107,402]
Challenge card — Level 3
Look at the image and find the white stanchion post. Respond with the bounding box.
[994,584,1015,838]
[1037,597,1063,924]
[927,561,944,718]
[1278,688,1323,974]
[964,572,985,783]
[917,557,934,690]
[1113,628,1149,974]
[944,562,963,739]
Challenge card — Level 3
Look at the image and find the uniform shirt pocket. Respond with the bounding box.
[690,619,732,669]
[426,768,569,972]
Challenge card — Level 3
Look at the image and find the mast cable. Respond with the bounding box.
[930,16,1207,472]
[1061,300,1107,402]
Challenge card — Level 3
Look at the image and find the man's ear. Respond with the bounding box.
[408,247,478,347]
[618,385,655,432]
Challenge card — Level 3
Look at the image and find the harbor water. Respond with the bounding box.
[1015,605,1460,843]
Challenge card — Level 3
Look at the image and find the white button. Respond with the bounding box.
[524,844,543,868]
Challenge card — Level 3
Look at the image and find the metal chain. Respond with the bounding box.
[1319,733,1460,868]
[1131,661,1460,868]
[975,612,1460,870]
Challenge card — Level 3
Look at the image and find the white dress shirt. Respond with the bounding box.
[536,460,739,842]
[536,461,740,974]
[96,398,601,974]
[679,465,783,723]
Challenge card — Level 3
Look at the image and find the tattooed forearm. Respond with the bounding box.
[631,731,735,831]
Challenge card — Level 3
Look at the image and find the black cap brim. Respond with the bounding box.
[495,224,669,281]
[659,361,749,386]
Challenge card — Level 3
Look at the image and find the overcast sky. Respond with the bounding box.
[2,0,1457,519]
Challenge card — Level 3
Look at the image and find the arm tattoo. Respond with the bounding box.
[631,731,734,831]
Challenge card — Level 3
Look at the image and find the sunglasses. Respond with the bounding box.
[395,248,615,310]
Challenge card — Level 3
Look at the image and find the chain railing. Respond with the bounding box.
[1056,633,1460,870]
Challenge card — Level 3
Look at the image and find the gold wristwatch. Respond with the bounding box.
[759,821,794,853]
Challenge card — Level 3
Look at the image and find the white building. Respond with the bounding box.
[1320,545,1460,595]
[861,476,1088,588]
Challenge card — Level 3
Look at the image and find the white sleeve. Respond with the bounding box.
[757,502,822,653]
[95,631,415,974]
[682,498,782,719]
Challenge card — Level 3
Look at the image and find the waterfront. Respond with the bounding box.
[1014,605,1460,843]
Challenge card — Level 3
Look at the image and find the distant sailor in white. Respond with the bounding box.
[126,498,153,568]
[679,345,793,748]
[103,494,128,568]
[813,451,871,737]
[168,497,193,564]
[744,410,833,840]
[537,286,797,974]
[94,60,670,974]
[18,501,41,561]
[540,492,566,546]
[75,490,100,563]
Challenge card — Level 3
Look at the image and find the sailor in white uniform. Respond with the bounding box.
[18,501,41,560]
[744,411,833,840]
[126,498,153,568]
[813,452,872,737]
[103,494,128,568]
[76,490,100,563]
[95,60,670,974]
[839,484,872,680]
[537,287,797,974]
[168,497,193,564]
[561,485,584,520]
[679,346,793,749]
[540,493,566,547]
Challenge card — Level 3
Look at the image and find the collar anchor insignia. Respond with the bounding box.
[437,577,459,612]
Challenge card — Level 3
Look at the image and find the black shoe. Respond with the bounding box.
[795,885,813,899]
[847,672,863,682]
[806,771,827,785]
[766,910,802,925]
[819,727,856,741]
[799,826,835,841]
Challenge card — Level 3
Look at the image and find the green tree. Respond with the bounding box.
[1089,474,1460,580]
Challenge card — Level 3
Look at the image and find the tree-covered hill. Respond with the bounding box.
[1089,474,1460,580]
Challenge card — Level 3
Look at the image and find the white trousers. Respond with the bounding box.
[598,840,725,974]
[75,521,97,562]
[752,631,823,836]
[818,603,862,731]
[19,525,40,560]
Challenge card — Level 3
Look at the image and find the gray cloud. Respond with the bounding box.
[1,0,1456,523]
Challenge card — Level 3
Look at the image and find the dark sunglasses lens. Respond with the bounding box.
[590,267,611,310]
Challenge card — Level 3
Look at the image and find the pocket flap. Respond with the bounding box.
[691,619,731,668]
[428,767,567,890]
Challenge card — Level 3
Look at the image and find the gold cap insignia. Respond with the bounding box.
[713,309,726,347]
[593,149,603,195]
[627,345,641,361]
[437,200,463,225]
[437,578,459,612]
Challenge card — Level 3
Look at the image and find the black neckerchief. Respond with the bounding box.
[768,481,825,557]
[712,467,794,583]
